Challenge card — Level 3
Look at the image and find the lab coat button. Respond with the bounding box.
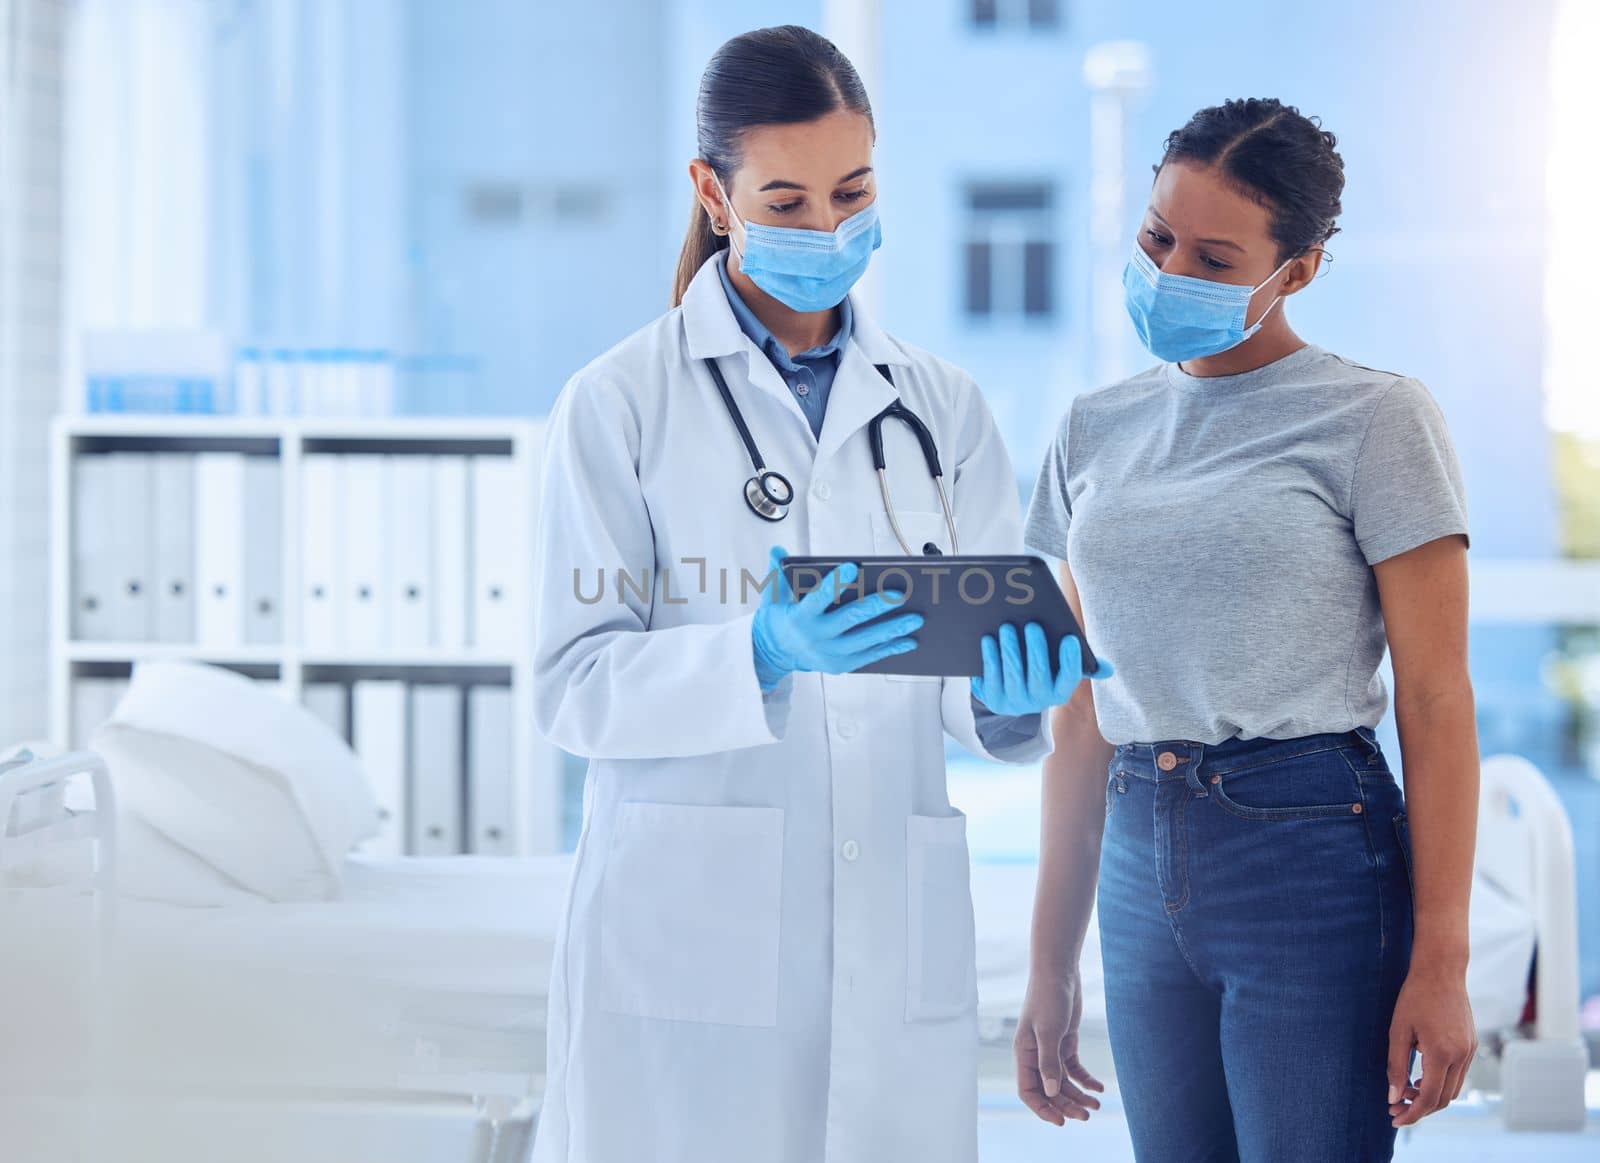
[837,718,856,739]
[841,840,860,862]
[814,481,832,500]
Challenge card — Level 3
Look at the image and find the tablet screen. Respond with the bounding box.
[779,554,1096,677]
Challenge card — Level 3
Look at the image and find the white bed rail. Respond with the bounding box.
[1476,753,1588,1131]
[0,748,117,890]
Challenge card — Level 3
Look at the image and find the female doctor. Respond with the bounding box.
[529,24,1108,1163]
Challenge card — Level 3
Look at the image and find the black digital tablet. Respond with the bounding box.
[779,554,1097,678]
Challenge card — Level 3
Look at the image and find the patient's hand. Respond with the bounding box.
[1386,959,1477,1127]
[1014,966,1104,1125]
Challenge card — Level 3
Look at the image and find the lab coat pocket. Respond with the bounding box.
[870,509,952,684]
[905,812,977,1022]
[598,801,784,1027]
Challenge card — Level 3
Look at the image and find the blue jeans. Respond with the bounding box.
[1098,727,1413,1163]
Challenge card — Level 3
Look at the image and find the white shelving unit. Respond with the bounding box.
[48,414,566,855]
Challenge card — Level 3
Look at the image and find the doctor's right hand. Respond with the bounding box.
[751,545,922,690]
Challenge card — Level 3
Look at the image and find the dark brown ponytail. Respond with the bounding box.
[669,24,873,308]
[671,195,728,308]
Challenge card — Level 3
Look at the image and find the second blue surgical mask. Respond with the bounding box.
[719,176,882,314]
[1122,242,1294,363]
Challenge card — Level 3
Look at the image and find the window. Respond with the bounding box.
[963,182,1057,322]
[971,0,1061,31]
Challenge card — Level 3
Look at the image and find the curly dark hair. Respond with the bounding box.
[1158,98,1345,263]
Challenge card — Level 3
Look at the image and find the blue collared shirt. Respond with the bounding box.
[716,251,851,439]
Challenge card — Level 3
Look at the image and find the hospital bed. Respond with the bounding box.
[0,749,573,1163]
[970,752,1589,1132]
[4,743,1586,1158]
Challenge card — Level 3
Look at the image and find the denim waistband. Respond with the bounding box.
[1112,726,1380,781]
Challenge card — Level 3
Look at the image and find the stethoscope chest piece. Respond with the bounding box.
[745,468,793,522]
[705,354,959,553]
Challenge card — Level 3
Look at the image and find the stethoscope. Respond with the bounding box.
[703,357,961,556]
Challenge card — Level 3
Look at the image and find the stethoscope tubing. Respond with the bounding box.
[705,356,960,555]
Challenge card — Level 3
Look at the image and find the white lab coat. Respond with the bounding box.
[529,256,1052,1163]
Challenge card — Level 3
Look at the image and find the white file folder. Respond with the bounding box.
[430,456,470,651]
[408,684,463,856]
[106,453,154,641]
[300,455,342,648]
[242,456,283,644]
[469,456,518,652]
[302,681,350,743]
[385,457,433,652]
[71,676,129,750]
[340,455,387,653]
[194,453,246,647]
[352,679,407,856]
[150,453,195,643]
[72,455,118,641]
[466,684,514,856]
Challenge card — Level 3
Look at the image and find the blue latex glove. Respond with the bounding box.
[970,622,1113,716]
[752,546,923,690]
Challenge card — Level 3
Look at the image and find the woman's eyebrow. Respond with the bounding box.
[757,166,873,193]
[1148,206,1245,252]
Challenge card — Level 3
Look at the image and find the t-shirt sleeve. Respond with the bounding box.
[1349,377,1470,565]
[1023,403,1076,560]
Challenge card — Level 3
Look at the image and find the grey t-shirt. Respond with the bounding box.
[1024,343,1469,745]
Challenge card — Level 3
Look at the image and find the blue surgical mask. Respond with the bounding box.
[719,177,882,314]
[1122,242,1294,363]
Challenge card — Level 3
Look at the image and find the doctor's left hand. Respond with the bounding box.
[970,623,1113,718]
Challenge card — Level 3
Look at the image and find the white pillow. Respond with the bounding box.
[91,661,380,901]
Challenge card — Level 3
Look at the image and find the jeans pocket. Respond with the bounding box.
[1105,770,1128,817]
[1207,754,1365,822]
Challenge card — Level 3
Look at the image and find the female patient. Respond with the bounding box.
[1017,98,1479,1162]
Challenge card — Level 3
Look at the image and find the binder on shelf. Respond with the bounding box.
[430,456,470,651]
[71,675,129,750]
[300,455,342,648]
[352,679,407,856]
[385,456,433,652]
[194,453,246,647]
[469,456,518,651]
[266,350,297,416]
[340,455,387,653]
[466,683,514,857]
[302,682,350,743]
[150,453,195,643]
[234,349,264,416]
[106,453,154,641]
[408,684,464,856]
[242,455,283,645]
[72,455,118,641]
